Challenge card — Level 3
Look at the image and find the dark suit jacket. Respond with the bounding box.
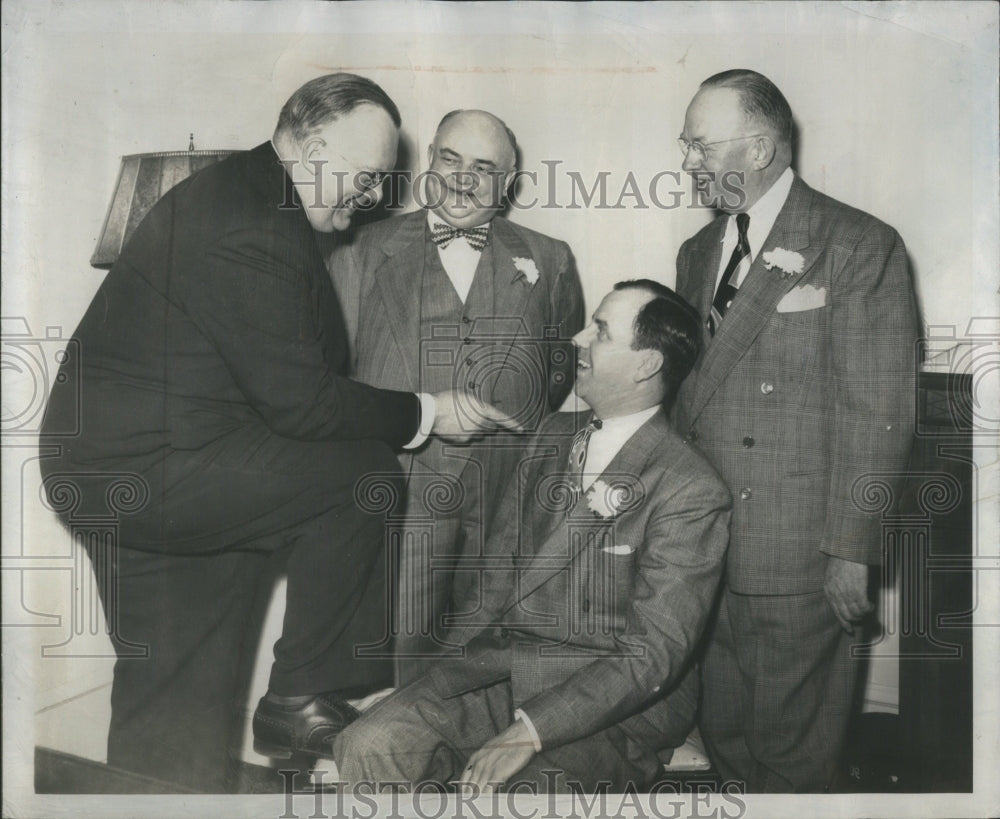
[675,175,919,594]
[42,142,419,477]
[430,409,732,752]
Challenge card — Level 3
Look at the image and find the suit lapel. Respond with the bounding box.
[482,218,538,396]
[370,210,426,389]
[688,176,822,419]
[507,411,665,608]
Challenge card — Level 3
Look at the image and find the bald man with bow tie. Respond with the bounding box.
[329,109,585,685]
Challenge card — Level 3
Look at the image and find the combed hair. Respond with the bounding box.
[437,110,518,164]
[613,279,702,407]
[276,73,401,143]
[701,69,794,149]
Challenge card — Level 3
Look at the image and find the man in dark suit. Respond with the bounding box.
[673,69,919,791]
[330,281,731,792]
[330,110,585,684]
[38,74,515,791]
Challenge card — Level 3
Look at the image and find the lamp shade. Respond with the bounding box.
[90,149,232,269]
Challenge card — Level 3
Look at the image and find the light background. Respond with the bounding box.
[3,2,998,817]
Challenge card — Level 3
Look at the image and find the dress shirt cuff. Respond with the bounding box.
[513,708,543,752]
[403,393,435,450]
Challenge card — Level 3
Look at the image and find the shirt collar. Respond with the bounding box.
[721,166,794,257]
[593,404,659,434]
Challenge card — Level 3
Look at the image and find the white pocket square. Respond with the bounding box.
[776,284,827,313]
[601,544,635,555]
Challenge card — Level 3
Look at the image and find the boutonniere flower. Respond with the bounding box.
[586,479,628,520]
[761,248,805,278]
[512,257,540,286]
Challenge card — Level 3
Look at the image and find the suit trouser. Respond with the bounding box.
[333,671,663,792]
[56,428,401,791]
[394,452,484,686]
[699,587,862,793]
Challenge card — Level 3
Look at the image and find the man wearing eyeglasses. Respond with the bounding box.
[39,74,517,792]
[329,109,585,685]
[673,69,919,792]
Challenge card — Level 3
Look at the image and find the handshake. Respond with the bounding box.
[428,389,525,443]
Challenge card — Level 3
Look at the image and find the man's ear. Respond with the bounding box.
[501,168,517,198]
[299,135,326,172]
[634,349,665,383]
[750,135,777,171]
[427,142,436,170]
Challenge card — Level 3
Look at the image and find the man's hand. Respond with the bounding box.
[824,555,873,634]
[431,390,523,443]
[455,720,536,792]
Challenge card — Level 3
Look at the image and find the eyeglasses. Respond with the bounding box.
[335,153,389,191]
[677,134,766,161]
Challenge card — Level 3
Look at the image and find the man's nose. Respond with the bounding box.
[572,325,593,347]
[681,150,701,173]
[448,170,479,193]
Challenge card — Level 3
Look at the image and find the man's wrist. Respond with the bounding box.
[513,708,542,752]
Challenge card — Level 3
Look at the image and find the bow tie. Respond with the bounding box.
[431,223,489,252]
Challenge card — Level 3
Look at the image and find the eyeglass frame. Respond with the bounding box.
[333,152,390,192]
[676,133,767,161]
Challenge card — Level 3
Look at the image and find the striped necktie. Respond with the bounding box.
[568,417,602,496]
[709,212,750,336]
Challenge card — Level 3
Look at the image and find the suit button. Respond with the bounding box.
[499,628,510,639]
[462,316,471,324]
[742,436,755,448]
[688,427,699,442]
[760,382,774,395]
[463,338,472,345]
[582,599,591,613]
[740,488,752,500]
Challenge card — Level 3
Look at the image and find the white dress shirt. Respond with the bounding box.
[428,211,490,304]
[715,166,794,290]
[515,403,661,751]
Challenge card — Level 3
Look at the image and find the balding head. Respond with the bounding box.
[434,110,517,169]
[425,109,518,228]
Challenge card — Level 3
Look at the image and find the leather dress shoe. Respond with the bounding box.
[252,692,361,759]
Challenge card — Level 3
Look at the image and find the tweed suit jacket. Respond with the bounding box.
[329,210,585,477]
[428,409,732,751]
[674,175,918,595]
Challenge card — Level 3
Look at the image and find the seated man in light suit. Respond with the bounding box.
[329,109,585,684]
[331,280,731,792]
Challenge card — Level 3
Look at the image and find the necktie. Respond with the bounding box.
[431,223,489,252]
[709,212,751,336]
[568,417,602,496]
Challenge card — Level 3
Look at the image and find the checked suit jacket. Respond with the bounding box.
[675,174,919,595]
[430,409,732,752]
[329,209,585,535]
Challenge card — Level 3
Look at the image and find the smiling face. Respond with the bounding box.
[295,103,398,232]
[572,287,662,419]
[680,86,763,213]
[425,111,515,229]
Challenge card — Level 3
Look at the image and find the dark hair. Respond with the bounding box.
[613,279,702,406]
[436,109,518,165]
[275,73,401,143]
[701,69,794,149]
